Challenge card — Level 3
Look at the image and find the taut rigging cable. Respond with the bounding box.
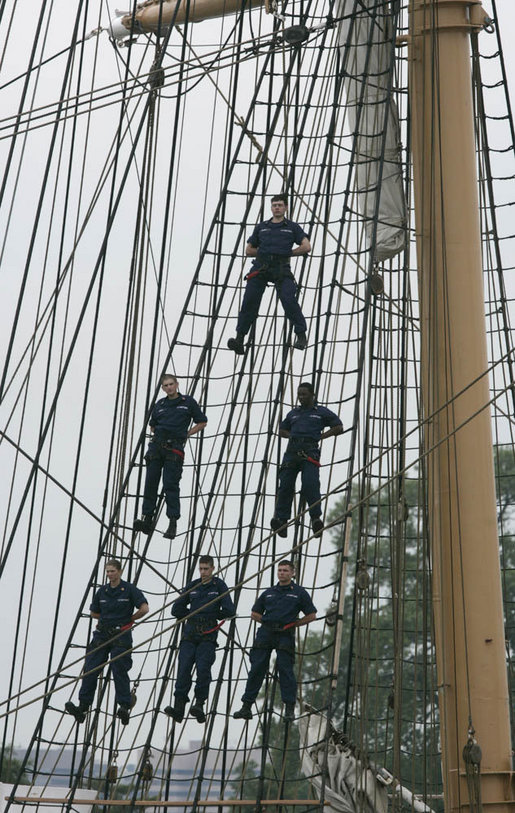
[1,0,514,810]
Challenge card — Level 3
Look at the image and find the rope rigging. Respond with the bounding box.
[0,1,514,812]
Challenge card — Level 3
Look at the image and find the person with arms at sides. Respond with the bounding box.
[233,559,316,723]
[270,382,343,539]
[165,555,235,723]
[227,194,311,355]
[65,559,149,725]
[134,374,207,539]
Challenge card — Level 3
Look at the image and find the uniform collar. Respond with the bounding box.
[105,578,125,591]
[267,217,290,226]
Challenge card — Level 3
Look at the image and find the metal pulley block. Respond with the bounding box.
[140,757,154,782]
[369,270,384,295]
[149,64,165,89]
[106,764,118,783]
[356,560,370,591]
[326,601,338,627]
[107,752,118,783]
[463,740,482,766]
[282,25,310,45]
[397,498,409,521]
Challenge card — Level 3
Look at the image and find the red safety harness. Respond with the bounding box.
[201,619,226,635]
[297,450,321,467]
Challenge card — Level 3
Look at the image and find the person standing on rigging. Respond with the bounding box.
[233,559,316,723]
[270,382,343,538]
[227,194,311,355]
[65,558,149,726]
[134,374,207,539]
[165,555,235,724]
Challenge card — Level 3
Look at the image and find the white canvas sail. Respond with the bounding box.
[337,0,407,261]
[298,711,388,813]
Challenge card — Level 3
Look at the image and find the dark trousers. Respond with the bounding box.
[274,449,322,520]
[236,271,307,336]
[242,626,296,704]
[175,637,217,702]
[78,631,132,708]
[142,441,184,519]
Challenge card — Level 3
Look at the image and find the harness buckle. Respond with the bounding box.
[297,450,321,467]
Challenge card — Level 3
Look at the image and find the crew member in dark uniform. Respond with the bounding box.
[134,374,207,539]
[65,559,149,725]
[165,555,235,723]
[270,382,343,538]
[233,559,316,723]
[227,194,311,355]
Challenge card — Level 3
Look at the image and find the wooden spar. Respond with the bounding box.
[408,1,514,812]
[6,799,327,807]
[120,0,266,32]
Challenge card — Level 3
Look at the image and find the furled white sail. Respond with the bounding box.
[336,1,407,262]
[299,710,435,813]
[298,710,388,813]
[109,0,265,38]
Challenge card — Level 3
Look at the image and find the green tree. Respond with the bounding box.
[230,448,515,808]
[0,747,32,784]
[495,445,515,658]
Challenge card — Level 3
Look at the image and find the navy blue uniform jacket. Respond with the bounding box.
[280,403,342,442]
[90,580,148,627]
[247,218,308,270]
[149,394,207,442]
[252,582,316,627]
[172,577,235,628]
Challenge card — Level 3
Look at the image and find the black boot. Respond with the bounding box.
[65,701,87,724]
[190,698,206,723]
[293,332,308,351]
[233,701,253,720]
[270,517,288,538]
[164,697,186,723]
[163,518,177,539]
[227,334,245,355]
[134,515,153,534]
[311,517,324,538]
[284,702,295,722]
[117,704,130,725]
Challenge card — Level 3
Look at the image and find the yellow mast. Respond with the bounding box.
[408,1,514,811]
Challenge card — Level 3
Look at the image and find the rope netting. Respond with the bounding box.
[0,0,514,811]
